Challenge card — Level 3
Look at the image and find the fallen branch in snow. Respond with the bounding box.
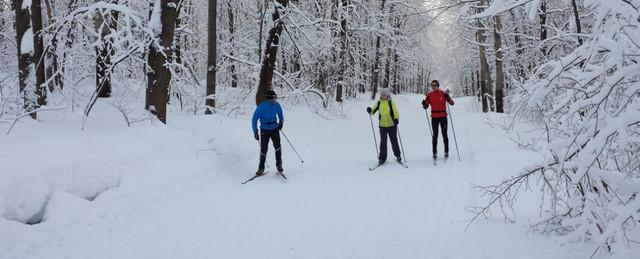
[465,165,551,231]
[5,107,67,135]
[105,101,133,127]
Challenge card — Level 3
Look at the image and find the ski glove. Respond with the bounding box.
[254,132,259,141]
[366,107,372,113]
[278,123,283,131]
[421,100,428,109]
[394,119,399,126]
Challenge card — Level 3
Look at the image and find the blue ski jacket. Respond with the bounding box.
[252,100,284,134]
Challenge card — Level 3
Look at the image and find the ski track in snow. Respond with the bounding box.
[0,96,572,259]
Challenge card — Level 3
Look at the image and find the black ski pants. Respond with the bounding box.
[259,129,282,170]
[431,117,449,155]
[379,126,401,163]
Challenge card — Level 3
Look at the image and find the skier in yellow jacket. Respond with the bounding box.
[366,88,401,165]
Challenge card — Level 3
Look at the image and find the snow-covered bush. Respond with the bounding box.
[473,0,640,257]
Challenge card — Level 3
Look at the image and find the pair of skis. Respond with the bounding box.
[368,155,447,171]
[241,171,287,184]
[369,160,408,171]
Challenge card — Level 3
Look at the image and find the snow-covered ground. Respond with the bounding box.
[1,95,577,259]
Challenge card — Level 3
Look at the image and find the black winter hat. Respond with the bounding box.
[265,90,277,99]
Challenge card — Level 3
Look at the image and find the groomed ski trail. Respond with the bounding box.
[0,95,571,259]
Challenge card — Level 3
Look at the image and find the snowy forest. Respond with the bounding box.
[1,0,639,258]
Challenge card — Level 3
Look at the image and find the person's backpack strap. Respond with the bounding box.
[388,100,395,120]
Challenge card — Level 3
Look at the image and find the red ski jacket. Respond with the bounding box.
[422,90,454,118]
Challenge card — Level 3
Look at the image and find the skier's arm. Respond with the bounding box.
[251,106,260,135]
[422,96,430,109]
[370,101,380,115]
[276,103,284,127]
[392,100,399,120]
[445,90,454,105]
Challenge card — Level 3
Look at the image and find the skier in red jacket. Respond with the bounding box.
[421,80,455,159]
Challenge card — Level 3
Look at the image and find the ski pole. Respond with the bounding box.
[281,130,304,164]
[368,114,379,158]
[424,109,433,137]
[446,103,461,161]
[396,125,407,162]
[425,109,435,160]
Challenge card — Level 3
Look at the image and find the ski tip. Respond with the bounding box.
[277,172,288,181]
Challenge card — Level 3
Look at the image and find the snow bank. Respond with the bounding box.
[1,166,119,224]
[41,190,93,225]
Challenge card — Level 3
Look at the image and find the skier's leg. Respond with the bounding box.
[442,117,450,154]
[258,130,270,171]
[431,118,439,155]
[379,127,388,163]
[389,126,401,160]
[273,131,283,171]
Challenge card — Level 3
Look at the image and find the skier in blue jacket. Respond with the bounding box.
[252,90,284,176]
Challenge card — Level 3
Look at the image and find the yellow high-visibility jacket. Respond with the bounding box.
[370,99,399,128]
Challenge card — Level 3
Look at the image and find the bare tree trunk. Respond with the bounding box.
[539,0,547,56]
[470,71,475,96]
[205,0,217,113]
[382,3,393,93]
[147,0,179,123]
[31,0,47,108]
[476,70,480,102]
[95,0,119,98]
[43,0,62,92]
[494,15,505,113]
[14,0,36,118]
[370,0,386,100]
[227,0,238,88]
[358,37,366,94]
[391,11,401,94]
[257,1,266,63]
[145,1,155,111]
[292,47,300,72]
[476,12,491,112]
[336,0,348,103]
[170,0,186,106]
[61,0,79,91]
[510,10,526,82]
[570,0,582,45]
[383,48,391,92]
[174,0,183,72]
[370,37,381,99]
[392,49,398,93]
[256,0,289,105]
[281,47,287,74]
